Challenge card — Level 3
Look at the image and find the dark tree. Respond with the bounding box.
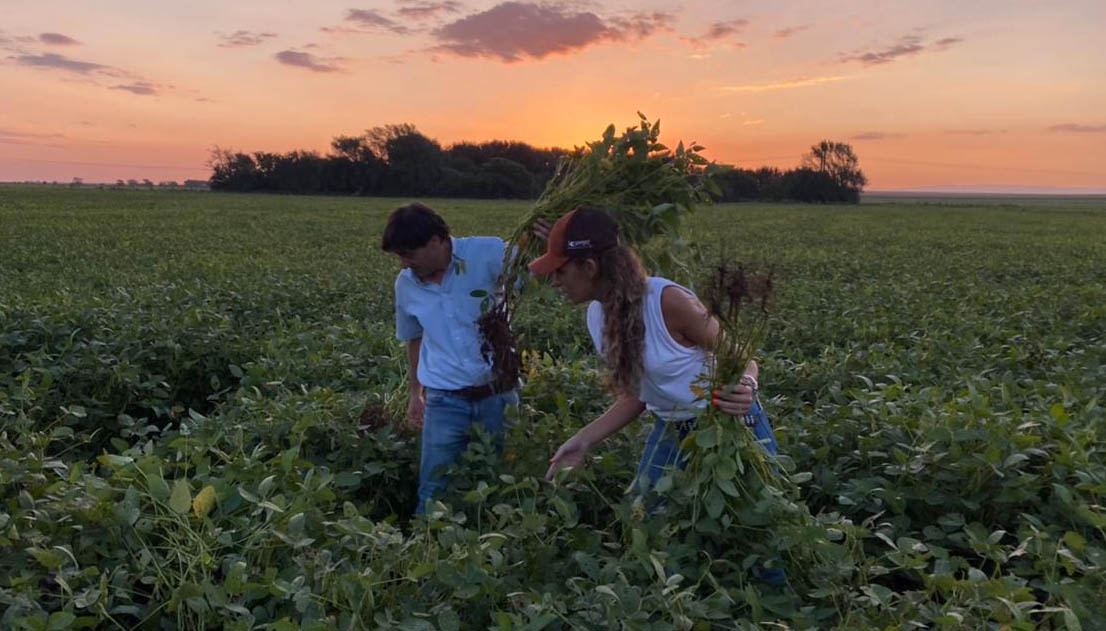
[801,140,867,201]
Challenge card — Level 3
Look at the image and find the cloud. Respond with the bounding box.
[0,31,36,46]
[774,24,810,39]
[0,127,66,147]
[217,30,278,47]
[275,49,345,72]
[429,2,673,62]
[840,34,962,65]
[705,19,748,40]
[742,119,765,126]
[1048,123,1106,133]
[397,1,464,20]
[12,52,108,74]
[110,81,158,95]
[850,131,905,140]
[683,18,747,50]
[9,49,173,98]
[345,9,412,35]
[606,11,676,39]
[719,75,847,94]
[945,128,1004,135]
[39,33,81,46]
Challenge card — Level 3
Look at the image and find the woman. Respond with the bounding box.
[529,208,780,494]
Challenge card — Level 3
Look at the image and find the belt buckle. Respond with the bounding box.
[465,383,495,401]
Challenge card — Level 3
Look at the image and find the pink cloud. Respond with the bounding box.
[397,1,464,20]
[346,9,412,35]
[275,50,346,72]
[1049,123,1106,133]
[774,24,810,39]
[39,32,82,46]
[13,52,107,73]
[840,35,962,66]
[430,2,674,63]
[218,30,278,48]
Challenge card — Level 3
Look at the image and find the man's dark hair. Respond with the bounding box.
[380,202,450,252]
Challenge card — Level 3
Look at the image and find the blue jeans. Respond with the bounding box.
[634,400,780,493]
[416,388,517,514]
[635,400,787,586]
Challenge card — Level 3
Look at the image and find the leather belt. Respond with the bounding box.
[444,382,499,401]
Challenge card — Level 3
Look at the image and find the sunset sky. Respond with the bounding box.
[3,0,1105,191]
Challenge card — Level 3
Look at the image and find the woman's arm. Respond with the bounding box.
[546,393,646,480]
[660,286,758,416]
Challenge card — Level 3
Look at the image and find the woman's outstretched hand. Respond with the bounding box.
[546,433,590,481]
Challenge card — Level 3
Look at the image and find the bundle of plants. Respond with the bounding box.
[479,113,718,389]
[674,260,815,583]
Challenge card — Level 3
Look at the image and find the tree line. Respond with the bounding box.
[208,125,867,203]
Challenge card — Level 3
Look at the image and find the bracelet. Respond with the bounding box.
[739,374,759,393]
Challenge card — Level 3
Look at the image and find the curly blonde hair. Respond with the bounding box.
[575,244,648,395]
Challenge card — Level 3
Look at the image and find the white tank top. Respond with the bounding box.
[586,277,710,420]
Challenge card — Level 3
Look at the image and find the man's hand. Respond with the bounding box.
[406,391,426,428]
[546,433,590,481]
[533,219,552,244]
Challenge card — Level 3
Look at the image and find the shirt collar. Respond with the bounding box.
[449,236,467,276]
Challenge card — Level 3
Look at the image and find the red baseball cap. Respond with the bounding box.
[529,208,620,276]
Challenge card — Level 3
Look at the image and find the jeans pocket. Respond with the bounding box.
[425,389,447,407]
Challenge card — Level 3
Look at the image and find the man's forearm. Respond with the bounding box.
[406,338,423,394]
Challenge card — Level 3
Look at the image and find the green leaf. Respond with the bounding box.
[47,612,76,631]
[266,618,299,631]
[118,485,140,526]
[259,474,276,496]
[695,426,717,449]
[148,473,170,502]
[169,479,192,514]
[655,473,674,494]
[438,610,461,631]
[288,512,305,538]
[1063,608,1082,631]
[27,547,65,570]
[705,487,725,519]
[1050,403,1069,425]
[716,478,740,498]
[98,454,133,468]
[226,561,248,594]
[1063,531,1087,553]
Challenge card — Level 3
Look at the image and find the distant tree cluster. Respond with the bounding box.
[208,126,867,203]
[712,141,868,203]
[208,124,566,199]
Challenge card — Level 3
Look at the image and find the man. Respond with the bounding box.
[380,202,518,514]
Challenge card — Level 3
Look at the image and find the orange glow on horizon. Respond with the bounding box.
[3,0,1104,192]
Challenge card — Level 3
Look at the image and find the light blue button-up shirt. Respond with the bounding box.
[394,236,506,390]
